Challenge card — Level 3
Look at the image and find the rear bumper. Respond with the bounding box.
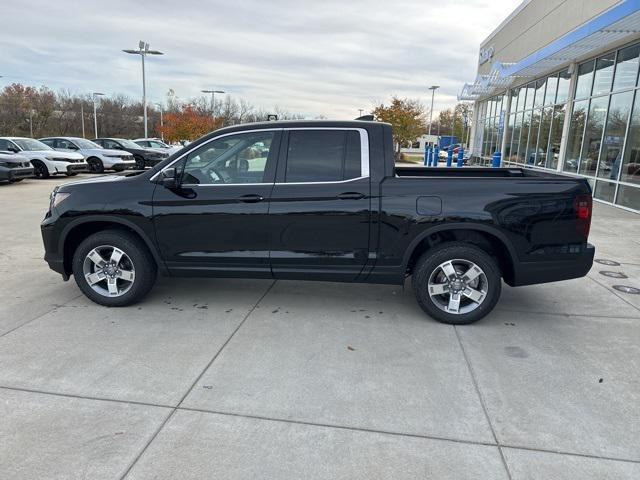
[511,243,595,286]
[0,166,34,180]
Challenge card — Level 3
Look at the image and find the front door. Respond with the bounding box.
[268,128,371,281]
[152,129,281,277]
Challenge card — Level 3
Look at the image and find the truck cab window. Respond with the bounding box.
[181,131,275,185]
[285,130,362,182]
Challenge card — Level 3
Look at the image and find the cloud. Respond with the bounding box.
[0,0,521,118]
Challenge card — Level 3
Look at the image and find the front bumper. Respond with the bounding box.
[102,157,136,170]
[0,166,34,181]
[511,243,595,287]
[41,215,67,278]
[66,163,88,174]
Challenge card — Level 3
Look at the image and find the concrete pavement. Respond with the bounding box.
[1,177,639,479]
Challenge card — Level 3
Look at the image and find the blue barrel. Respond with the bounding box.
[492,151,502,168]
[446,145,453,167]
[433,145,439,166]
[424,144,429,166]
[457,147,464,167]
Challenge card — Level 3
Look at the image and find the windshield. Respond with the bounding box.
[74,139,101,149]
[149,140,169,148]
[118,139,141,149]
[13,138,52,151]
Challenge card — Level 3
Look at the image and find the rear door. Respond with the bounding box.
[268,128,371,281]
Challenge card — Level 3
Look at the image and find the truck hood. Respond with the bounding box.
[58,174,132,192]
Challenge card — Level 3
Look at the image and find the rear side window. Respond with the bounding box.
[285,130,362,182]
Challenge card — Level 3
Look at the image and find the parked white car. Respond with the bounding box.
[39,137,136,173]
[133,137,182,154]
[0,137,87,178]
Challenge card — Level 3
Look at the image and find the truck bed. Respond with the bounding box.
[395,166,568,179]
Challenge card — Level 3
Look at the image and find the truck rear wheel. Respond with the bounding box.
[412,242,501,325]
[72,230,157,307]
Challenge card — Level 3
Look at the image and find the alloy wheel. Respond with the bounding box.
[427,259,488,314]
[82,245,135,297]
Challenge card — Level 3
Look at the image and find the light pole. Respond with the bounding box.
[155,103,164,141]
[201,89,225,120]
[92,92,104,138]
[80,102,85,138]
[358,109,364,117]
[123,41,164,138]
[27,110,33,137]
[428,85,439,137]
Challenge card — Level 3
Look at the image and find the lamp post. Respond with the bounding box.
[358,109,364,117]
[201,89,225,121]
[92,92,104,138]
[428,85,439,137]
[80,102,85,138]
[123,41,164,138]
[155,102,164,141]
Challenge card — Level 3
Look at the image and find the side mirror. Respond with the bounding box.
[7,145,19,153]
[160,167,178,189]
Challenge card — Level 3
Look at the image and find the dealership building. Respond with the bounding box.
[460,0,640,212]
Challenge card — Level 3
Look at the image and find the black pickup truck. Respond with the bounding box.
[41,120,594,324]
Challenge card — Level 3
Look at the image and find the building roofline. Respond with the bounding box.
[481,0,532,47]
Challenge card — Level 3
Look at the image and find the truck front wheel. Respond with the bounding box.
[72,230,157,307]
[412,242,501,325]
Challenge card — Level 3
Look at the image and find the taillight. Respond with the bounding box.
[574,194,592,238]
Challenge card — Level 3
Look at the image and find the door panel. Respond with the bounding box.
[152,130,281,277]
[269,129,371,281]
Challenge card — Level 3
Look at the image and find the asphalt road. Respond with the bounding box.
[1,175,639,479]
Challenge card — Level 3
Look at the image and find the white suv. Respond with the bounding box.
[40,137,136,173]
[0,137,87,178]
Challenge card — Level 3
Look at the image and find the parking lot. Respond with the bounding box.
[1,175,639,479]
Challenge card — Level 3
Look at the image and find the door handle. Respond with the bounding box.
[238,194,264,203]
[337,192,365,200]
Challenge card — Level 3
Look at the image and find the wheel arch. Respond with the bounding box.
[403,223,517,285]
[59,216,166,276]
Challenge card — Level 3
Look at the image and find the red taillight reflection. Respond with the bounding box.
[574,194,592,238]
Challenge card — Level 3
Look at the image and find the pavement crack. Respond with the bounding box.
[0,292,84,338]
[454,326,514,480]
[117,279,277,480]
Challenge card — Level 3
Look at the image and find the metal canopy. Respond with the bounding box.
[459,1,640,101]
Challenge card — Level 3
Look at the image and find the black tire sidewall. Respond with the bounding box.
[88,157,104,173]
[32,160,49,178]
[72,230,156,307]
[134,156,145,169]
[413,242,501,325]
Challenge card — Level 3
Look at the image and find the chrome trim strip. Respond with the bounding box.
[151,126,371,185]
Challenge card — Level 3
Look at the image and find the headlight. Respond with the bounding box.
[50,190,70,210]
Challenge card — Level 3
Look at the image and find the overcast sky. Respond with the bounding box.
[1,0,522,118]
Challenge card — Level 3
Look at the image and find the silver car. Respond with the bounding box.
[39,137,136,173]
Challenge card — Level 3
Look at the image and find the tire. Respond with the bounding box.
[412,242,501,325]
[72,229,157,307]
[32,160,50,178]
[134,155,146,170]
[87,157,104,173]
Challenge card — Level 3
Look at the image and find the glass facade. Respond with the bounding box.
[474,40,640,212]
